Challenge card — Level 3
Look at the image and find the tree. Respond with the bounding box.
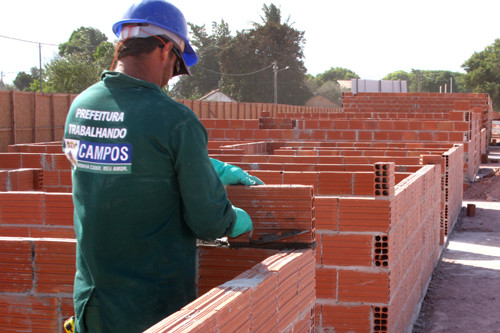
[315,67,359,85]
[315,81,344,106]
[383,70,411,82]
[171,21,233,99]
[41,27,114,93]
[462,39,500,111]
[59,27,108,59]
[13,71,34,91]
[173,3,311,105]
[220,4,311,104]
[383,70,469,93]
[306,67,359,105]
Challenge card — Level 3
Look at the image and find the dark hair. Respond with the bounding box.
[116,36,169,59]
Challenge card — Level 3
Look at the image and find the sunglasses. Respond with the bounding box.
[170,47,182,74]
[156,36,182,74]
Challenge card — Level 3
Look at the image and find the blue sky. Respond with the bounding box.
[1,0,499,84]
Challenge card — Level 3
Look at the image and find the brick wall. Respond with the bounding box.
[0,183,317,332]
[0,92,492,332]
[146,249,316,333]
[0,237,75,332]
[0,91,340,153]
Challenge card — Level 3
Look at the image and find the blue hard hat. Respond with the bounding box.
[112,0,198,68]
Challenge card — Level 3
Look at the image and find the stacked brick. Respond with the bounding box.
[0,172,318,332]
[0,237,75,332]
[146,249,315,333]
[179,98,341,119]
[0,91,75,152]
[307,163,442,332]
[0,150,71,193]
[0,91,494,332]
[0,192,74,238]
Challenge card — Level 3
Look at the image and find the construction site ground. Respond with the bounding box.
[413,145,500,332]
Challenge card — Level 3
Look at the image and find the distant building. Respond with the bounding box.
[305,94,341,108]
[198,89,236,102]
[349,79,407,94]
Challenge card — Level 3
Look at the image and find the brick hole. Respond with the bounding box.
[373,306,389,333]
[374,235,389,267]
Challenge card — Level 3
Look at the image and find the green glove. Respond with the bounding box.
[229,206,253,237]
[210,158,265,186]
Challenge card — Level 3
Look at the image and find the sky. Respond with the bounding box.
[1,0,499,85]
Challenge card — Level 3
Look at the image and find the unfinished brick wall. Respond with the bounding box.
[0,180,317,332]
[0,192,74,238]
[0,237,75,332]
[0,91,76,152]
[147,248,315,333]
[179,99,341,120]
[0,92,491,332]
[0,150,71,193]
[342,92,495,144]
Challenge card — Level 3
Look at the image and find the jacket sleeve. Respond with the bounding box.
[169,116,237,241]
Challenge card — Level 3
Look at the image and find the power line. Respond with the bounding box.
[196,63,274,76]
[0,34,59,46]
[0,34,57,92]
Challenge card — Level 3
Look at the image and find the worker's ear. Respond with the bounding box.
[159,42,174,62]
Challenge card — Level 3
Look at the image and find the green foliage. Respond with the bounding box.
[315,67,359,85]
[383,70,469,93]
[171,21,232,99]
[44,55,103,93]
[13,71,34,91]
[172,3,311,105]
[383,70,411,82]
[315,81,344,106]
[306,67,358,105]
[462,39,500,111]
[222,3,311,104]
[37,27,114,93]
[11,67,46,92]
[59,27,108,60]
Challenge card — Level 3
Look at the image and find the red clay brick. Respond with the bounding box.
[338,270,390,303]
[319,304,371,331]
[0,295,59,332]
[0,238,33,292]
[322,234,373,266]
[34,239,76,294]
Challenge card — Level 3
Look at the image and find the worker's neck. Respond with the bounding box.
[114,56,165,87]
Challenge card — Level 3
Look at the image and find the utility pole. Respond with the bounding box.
[39,43,43,93]
[273,60,278,104]
[417,70,422,93]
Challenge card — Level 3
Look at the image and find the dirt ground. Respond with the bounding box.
[412,147,500,332]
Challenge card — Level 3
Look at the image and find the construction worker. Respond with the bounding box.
[62,1,263,332]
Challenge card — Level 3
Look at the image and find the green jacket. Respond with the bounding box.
[63,72,237,333]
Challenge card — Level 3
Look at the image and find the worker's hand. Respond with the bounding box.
[229,206,253,237]
[211,158,265,186]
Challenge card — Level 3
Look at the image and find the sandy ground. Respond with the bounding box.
[412,147,500,332]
